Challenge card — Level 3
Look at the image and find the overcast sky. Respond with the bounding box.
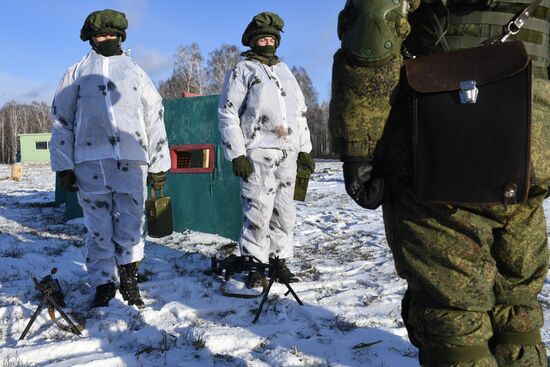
[0,0,344,107]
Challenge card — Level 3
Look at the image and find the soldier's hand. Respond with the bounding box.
[297,152,315,174]
[58,170,78,192]
[232,155,253,179]
[342,157,384,210]
[148,171,167,191]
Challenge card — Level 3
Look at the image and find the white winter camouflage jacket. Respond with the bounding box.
[50,50,171,173]
[218,58,312,161]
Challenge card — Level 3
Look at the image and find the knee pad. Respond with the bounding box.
[338,0,413,64]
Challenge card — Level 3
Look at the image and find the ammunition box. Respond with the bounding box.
[145,193,173,238]
[294,167,311,202]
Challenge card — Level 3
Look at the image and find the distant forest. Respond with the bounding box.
[0,43,334,164]
[0,102,50,164]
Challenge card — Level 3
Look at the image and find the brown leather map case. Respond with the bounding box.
[405,41,532,204]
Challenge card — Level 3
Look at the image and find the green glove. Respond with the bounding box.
[59,170,78,192]
[297,152,315,174]
[232,155,253,179]
[147,172,166,191]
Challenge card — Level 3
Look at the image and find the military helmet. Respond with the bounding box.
[241,12,284,47]
[80,9,128,42]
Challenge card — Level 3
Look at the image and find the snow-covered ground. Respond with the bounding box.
[0,162,549,367]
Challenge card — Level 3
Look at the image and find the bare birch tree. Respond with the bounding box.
[4,102,20,163]
[159,43,205,98]
[0,112,4,164]
[205,44,241,95]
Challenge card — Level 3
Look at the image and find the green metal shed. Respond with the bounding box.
[19,133,52,162]
[56,95,242,241]
[163,95,242,241]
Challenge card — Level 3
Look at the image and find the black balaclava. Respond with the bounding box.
[251,41,277,58]
[242,36,280,66]
[91,36,123,57]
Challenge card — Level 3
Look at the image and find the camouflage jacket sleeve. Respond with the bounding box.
[531,78,550,186]
[218,62,248,161]
[50,64,79,172]
[138,65,171,173]
[328,50,403,158]
[295,79,313,153]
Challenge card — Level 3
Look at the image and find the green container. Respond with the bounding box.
[65,191,83,220]
[145,188,173,238]
[294,167,311,202]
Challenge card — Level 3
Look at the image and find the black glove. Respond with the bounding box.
[58,170,78,192]
[232,155,253,179]
[297,152,315,174]
[147,172,166,191]
[342,157,384,209]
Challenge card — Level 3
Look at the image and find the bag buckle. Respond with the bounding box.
[459,80,478,104]
[503,183,518,205]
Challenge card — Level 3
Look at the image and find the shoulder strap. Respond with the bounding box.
[482,0,544,44]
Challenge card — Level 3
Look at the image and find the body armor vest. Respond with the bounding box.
[406,0,550,78]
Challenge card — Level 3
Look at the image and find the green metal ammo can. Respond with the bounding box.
[145,187,173,238]
[293,167,311,202]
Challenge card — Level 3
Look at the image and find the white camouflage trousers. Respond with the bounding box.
[75,159,148,286]
[239,148,298,263]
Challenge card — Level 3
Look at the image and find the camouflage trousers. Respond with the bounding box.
[382,183,549,367]
[75,159,148,286]
[238,148,298,263]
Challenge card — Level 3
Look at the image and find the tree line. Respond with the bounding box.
[0,43,335,164]
[0,101,50,164]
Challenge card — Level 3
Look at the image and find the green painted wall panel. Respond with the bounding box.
[164,95,242,241]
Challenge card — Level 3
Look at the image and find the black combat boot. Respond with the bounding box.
[90,282,116,308]
[118,262,145,309]
[269,258,299,284]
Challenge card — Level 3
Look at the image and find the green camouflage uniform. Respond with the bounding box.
[330,0,550,365]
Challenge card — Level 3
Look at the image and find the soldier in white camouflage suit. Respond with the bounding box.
[50,9,171,309]
[218,12,315,282]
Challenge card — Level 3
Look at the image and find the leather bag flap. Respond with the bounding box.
[405,41,529,93]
